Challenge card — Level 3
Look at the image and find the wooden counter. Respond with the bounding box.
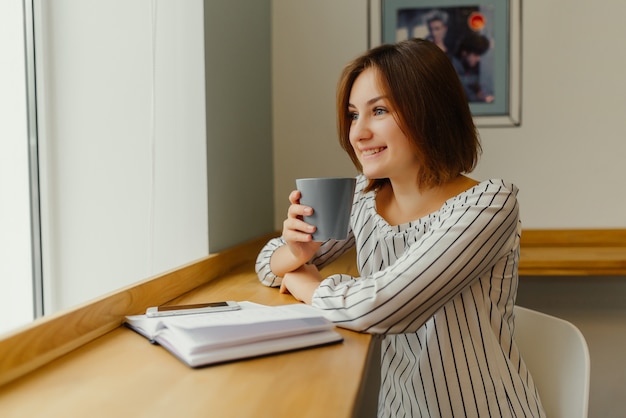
[519,229,626,276]
[1,229,622,417]
[0,235,377,418]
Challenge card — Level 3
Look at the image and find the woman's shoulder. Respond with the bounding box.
[447,178,519,209]
[430,178,520,230]
[473,179,519,195]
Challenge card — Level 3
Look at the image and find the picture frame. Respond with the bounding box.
[368,0,521,127]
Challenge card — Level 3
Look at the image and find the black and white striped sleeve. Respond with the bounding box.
[311,182,520,334]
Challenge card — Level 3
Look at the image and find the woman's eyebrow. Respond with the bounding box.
[348,95,388,108]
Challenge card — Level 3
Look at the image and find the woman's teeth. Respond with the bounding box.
[362,147,385,156]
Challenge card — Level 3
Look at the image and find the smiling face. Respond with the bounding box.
[336,39,480,192]
[348,68,420,184]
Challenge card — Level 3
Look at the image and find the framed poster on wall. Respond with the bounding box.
[369,0,521,127]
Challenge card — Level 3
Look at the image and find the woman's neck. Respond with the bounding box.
[376,175,478,225]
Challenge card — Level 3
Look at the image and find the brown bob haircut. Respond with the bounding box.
[336,38,481,192]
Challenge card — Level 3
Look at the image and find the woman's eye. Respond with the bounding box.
[348,112,359,121]
[374,107,387,116]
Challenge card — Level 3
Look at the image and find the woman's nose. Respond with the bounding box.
[350,118,372,142]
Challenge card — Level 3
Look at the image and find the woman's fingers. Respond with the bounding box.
[287,203,312,220]
[285,190,315,238]
[288,190,301,205]
[282,218,315,241]
[288,190,314,218]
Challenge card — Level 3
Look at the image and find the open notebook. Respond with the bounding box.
[125,302,343,367]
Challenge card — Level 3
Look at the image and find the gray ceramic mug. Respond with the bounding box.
[295,177,356,241]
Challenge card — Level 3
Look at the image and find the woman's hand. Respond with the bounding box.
[282,190,322,263]
[280,264,324,304]
[269,190,322,277]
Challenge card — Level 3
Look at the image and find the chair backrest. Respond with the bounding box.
[513,305,590,418]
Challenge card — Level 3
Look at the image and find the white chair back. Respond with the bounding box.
[513,305,590,418]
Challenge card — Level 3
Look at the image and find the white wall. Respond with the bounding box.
[0,0,35,332]
[473,1,626,229]
[271,0,362,228]
[272,0,626,230]
[204,0,274,253]
[35,0,208,313]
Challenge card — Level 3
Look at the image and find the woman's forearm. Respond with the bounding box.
[269,245,307,278]
[280,264,324,305]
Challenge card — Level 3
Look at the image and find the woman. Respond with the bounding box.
[256,38,545,417]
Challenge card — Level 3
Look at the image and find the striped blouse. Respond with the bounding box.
[256,175,545,418]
